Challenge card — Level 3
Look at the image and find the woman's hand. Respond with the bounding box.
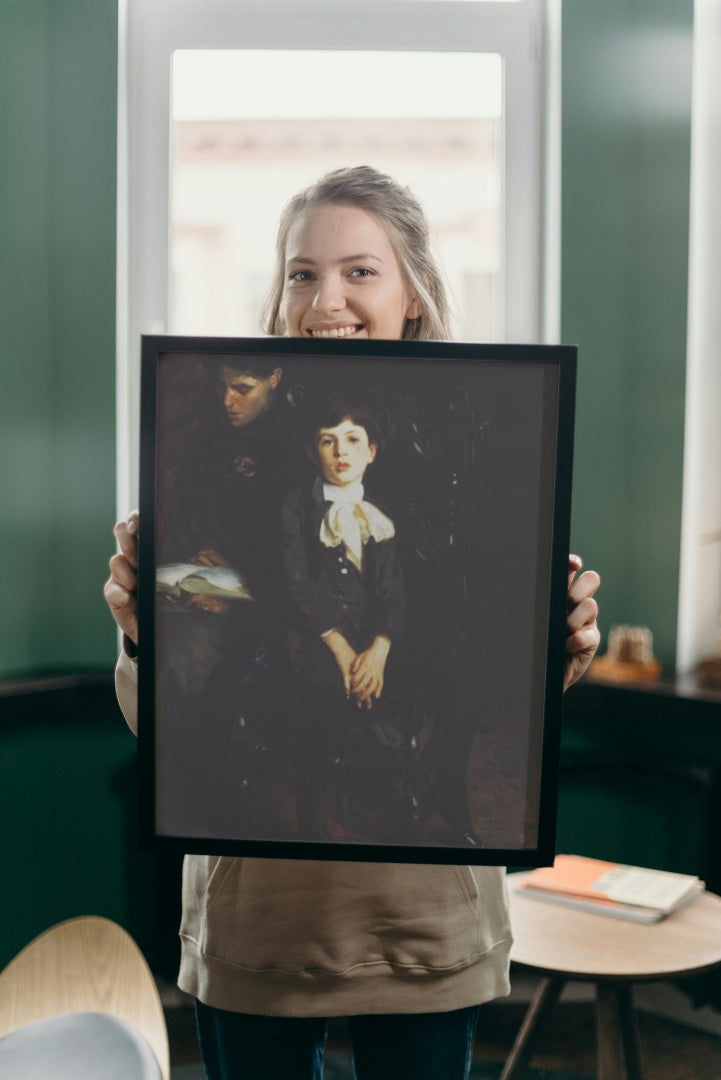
[350,636,391,710]
[564,554,601,691]
[104,510,139,646]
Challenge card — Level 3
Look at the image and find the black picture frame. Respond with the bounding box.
[138,335,576,865]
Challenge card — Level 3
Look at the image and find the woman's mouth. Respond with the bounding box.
[307,324,364,339]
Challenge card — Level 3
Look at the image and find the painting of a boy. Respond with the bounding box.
[281,393,405,839]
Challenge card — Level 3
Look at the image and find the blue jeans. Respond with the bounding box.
[195,1000,481,1080]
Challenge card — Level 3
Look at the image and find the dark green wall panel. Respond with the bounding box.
[0,3,55,668]
[0,683,183,976]
[0,0,118,674]
[562,1,693,669]
[0,697,132,965]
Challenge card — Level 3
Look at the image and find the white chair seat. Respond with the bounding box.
[0,1011,162,1079]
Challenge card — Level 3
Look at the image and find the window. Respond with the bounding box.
[169,49,503,340]
[118,0,557,508]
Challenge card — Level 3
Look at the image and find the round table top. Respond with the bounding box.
[508,872,721,981]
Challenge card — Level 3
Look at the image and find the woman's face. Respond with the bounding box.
[281,203,421,340]
[313,418,377,487]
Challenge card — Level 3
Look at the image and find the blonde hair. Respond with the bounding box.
[262,165,454,341]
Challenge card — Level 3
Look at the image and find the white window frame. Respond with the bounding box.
[676,0,721,674]
[116,0,559,511]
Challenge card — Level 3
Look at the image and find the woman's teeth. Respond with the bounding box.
[310,325,360,338]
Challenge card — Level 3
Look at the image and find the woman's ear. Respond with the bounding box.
[368,442,378,464]
[406,296,422,320]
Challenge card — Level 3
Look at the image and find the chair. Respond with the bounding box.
[0,915,170,1079]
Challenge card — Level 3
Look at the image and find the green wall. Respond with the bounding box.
[0,683,183,975]
[0,0,130,972]
[563,0,693,669]
[0,0,118,675]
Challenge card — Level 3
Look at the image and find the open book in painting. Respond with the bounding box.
[156,563,254,601]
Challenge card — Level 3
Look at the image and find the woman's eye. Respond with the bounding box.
[349,267,374,279]
[288,270,313,283]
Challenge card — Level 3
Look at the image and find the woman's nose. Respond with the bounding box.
[312,274,345,314]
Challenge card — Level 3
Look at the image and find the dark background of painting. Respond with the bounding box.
[143,343,568,860]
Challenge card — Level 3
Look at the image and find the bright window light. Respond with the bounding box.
[170,50,503,342]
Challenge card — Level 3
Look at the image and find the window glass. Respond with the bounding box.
[170,50,503,341]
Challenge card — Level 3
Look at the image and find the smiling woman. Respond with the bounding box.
[263,166,450,341]
[282,205,421,340]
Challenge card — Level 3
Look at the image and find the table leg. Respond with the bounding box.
[499,976,565,1080]
[596,982,643,1080]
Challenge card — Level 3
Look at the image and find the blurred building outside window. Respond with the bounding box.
[169,50,503,342]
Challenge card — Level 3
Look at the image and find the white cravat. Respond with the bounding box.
[320,480,395,571]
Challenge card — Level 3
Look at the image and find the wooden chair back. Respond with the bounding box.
[0,915,169,1080]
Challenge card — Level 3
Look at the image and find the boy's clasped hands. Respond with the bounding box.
[322,628,392,710]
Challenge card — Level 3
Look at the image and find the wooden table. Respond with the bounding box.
[503,873,721,1080]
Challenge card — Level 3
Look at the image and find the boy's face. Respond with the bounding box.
[313,419,377,488]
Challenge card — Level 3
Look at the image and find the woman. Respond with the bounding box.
[105,166,601,1080]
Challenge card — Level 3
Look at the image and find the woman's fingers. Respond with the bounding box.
[567,553,583,585]
[103,573,138,643]
[105,512,140,644]
[566,589,600,634]
[563,559,601,690]
[567,559,600,625]
[107,551,137,591]
[113,512,139,568]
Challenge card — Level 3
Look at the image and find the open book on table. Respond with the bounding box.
[156,562,255,601]
[515,854,705,923]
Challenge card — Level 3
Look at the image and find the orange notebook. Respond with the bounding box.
[517,855,704,923]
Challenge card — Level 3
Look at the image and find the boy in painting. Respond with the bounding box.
[281,393,404,838]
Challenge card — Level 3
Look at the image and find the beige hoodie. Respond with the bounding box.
[116,650,512,1016]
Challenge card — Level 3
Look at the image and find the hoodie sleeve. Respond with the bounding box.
[115,646,139,736]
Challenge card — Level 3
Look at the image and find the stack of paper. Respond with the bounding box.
[517,854,705,923]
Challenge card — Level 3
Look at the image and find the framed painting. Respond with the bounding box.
[138,335,576,865]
